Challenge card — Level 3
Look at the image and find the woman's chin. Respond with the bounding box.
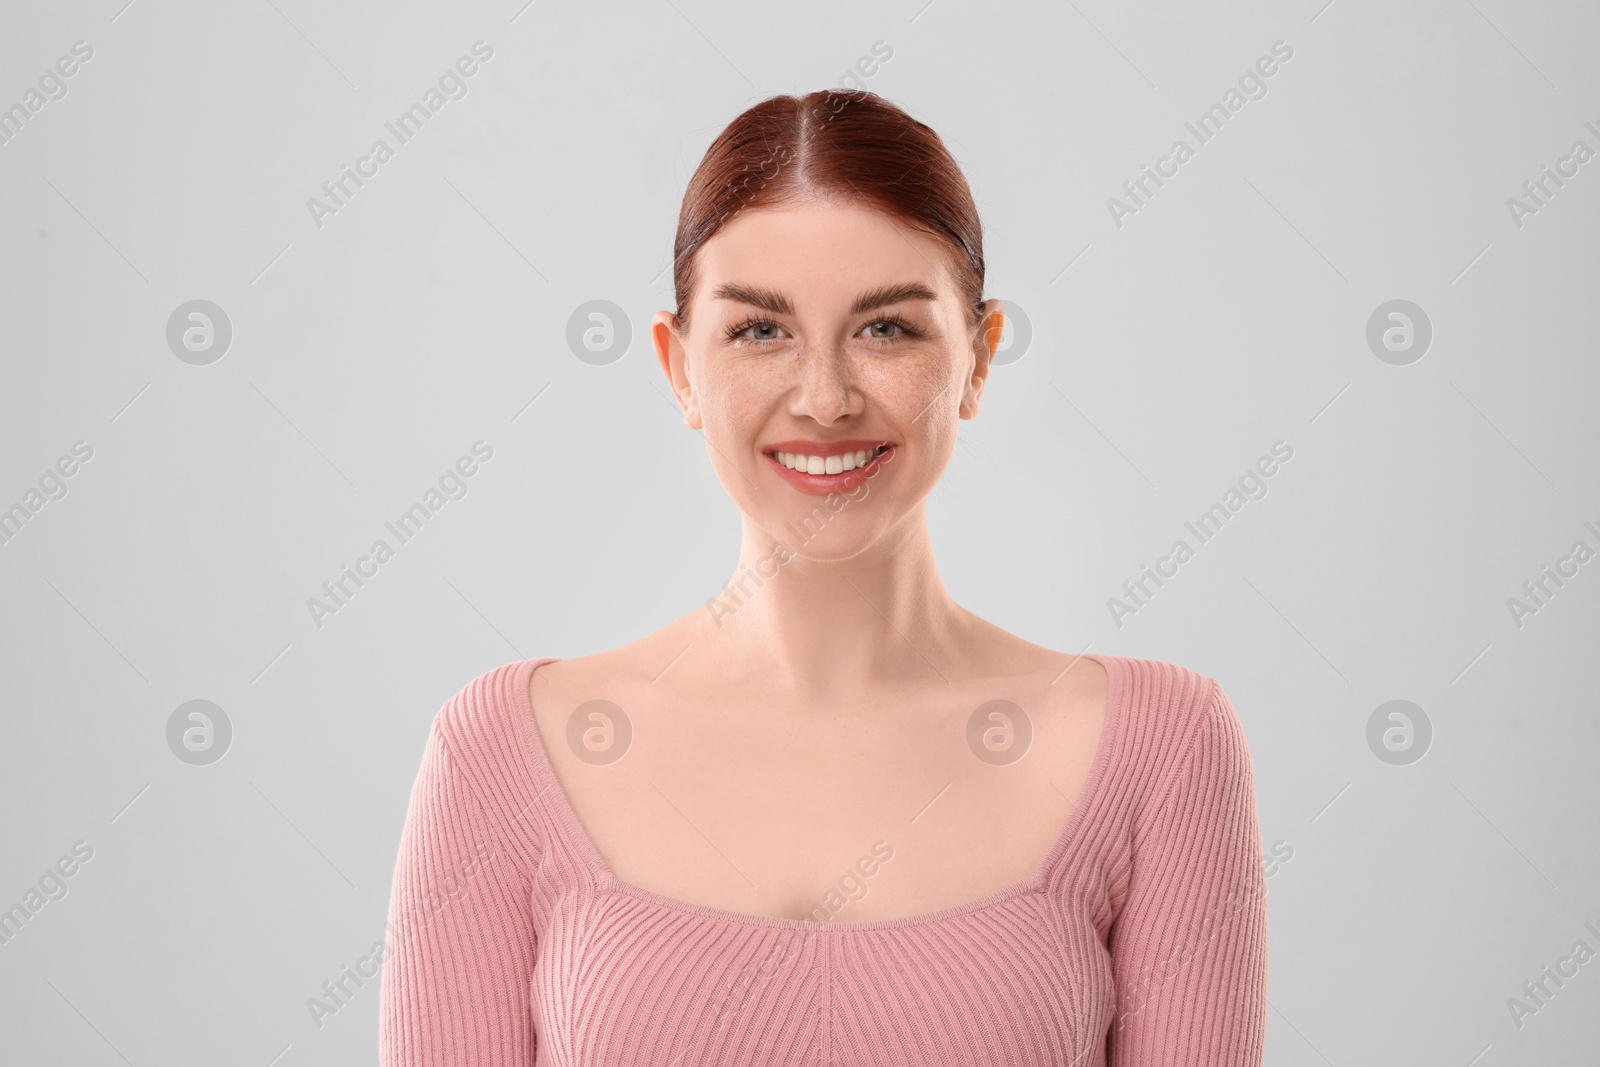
[762,526,889,565]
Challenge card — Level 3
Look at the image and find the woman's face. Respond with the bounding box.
[653,197,1003,560]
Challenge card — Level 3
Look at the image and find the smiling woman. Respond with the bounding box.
[379,89,1268,1066]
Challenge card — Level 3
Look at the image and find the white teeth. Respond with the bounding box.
[774,445,887,473]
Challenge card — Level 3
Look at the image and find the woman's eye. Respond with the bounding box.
[861,318,918,341]
[729,320,784,343]
[726,317,918,345]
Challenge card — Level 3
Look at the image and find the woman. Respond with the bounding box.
[379,89,1267,1066]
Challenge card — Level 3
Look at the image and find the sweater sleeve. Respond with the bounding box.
[379,718,539,1066]
[1104,679,1268,1066]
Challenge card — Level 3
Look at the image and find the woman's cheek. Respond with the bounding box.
[882,361,958,425]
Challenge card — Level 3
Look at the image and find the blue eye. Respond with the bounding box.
[721,314,924,346]
[861,315,922,341]
[724,318,785,344]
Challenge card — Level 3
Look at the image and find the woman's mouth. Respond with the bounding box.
[769,444,889,475]
[762,443,895,496]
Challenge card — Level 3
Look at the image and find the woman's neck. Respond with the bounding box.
[691,512,974,701]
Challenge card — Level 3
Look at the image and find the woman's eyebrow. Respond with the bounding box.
[849,283,938,314]
[711,283,792,314]
[710,282,938,316]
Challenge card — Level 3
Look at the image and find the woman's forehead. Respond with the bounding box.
[697,207,960,310]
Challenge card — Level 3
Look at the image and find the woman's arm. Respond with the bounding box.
[379,719,540,1065]
[1105,679,1269,1066]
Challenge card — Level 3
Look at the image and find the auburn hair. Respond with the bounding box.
[670,89,986,335]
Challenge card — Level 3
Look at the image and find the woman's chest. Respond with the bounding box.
[531,670,1107,924]
[528,883,1117,1067]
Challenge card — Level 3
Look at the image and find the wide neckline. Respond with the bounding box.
[509,651,1125,933]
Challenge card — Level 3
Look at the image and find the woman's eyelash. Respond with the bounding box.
[862,314,922,340]
[722,316,778,343]
[722,315,923,344]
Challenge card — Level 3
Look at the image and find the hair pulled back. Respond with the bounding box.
[671,90,986,335]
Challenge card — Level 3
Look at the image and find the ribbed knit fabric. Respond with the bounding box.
[378,653,1268,1066]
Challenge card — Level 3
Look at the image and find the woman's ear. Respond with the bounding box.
[652,310,702,429]
[960,298,1006,419]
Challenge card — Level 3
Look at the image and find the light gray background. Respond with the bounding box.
[2,0,1597,1064]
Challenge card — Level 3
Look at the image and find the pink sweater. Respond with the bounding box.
[378,653,1268,1065]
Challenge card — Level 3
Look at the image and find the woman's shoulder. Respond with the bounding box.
[987,626,1222,748]
[426,657,558,796]
[1091,652,1245,819]
[1096,651,1225,730]
[398,659,552,884]
[430,651,645,787]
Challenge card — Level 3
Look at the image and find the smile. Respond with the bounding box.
[761,442,895,496]
[770,444,889,475]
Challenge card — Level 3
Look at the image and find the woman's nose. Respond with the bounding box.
[790,345,860,422]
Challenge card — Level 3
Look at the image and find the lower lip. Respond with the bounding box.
[764,446,895,496]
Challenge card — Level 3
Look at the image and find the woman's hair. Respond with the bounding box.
[671,89,986,335]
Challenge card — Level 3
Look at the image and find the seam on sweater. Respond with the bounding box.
[820,932,832,1065]
[511,661,566,892]
[1137,675,1224,841]
[434,721,538,896]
